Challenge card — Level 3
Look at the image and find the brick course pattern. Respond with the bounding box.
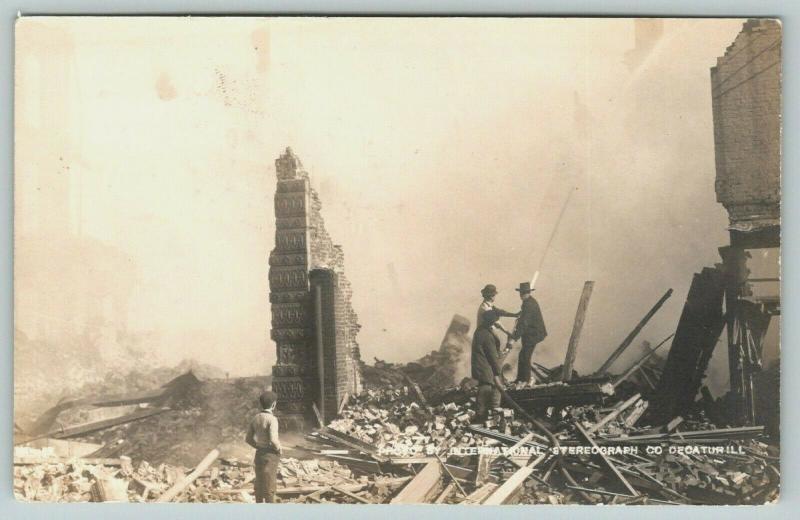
[711,19,782,228]
[310,269,362,423]
[268,148,361,430]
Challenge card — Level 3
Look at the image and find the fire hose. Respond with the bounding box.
[492,381,596,503]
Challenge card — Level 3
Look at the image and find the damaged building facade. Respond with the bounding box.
[269,148,362,430]
[651,20,781,429]
[711,19,781,429]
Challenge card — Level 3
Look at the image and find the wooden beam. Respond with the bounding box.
[623,400,649,428]
[156,449,219,502]
[562,281,595,382]
[461,483,498,504]
[595,288,673,375]
[277,477,411,496]
[482,454,546,505]
[316,427,387,461]
[585,393,641,435]
[474,454,490,486]
[436,453,467,497]
[43,407,170,441]
[637,367,657,389]
[434,482,455,504]
[389,460,443,504]
[597,425,764,444]
[303,487,330,503]
[312,403,324,429]
[332,485,373,504]
[501,432,535,468]
[14,456,123,466]
[611,333,674,388]
[573,423,638,496]
[663,416,684,433]
[337,393,349,416]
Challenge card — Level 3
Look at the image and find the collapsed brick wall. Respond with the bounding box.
[268,148,361,430]
[711,19,781,228]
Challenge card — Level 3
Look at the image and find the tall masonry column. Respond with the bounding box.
[269,148,314,430]
[268,147,362,430]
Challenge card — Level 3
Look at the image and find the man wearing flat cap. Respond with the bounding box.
[512,282,547,384]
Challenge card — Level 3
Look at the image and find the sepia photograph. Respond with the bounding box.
[13,16,780,505]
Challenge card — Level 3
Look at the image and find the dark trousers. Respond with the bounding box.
[475,383,501,422]
[254,449,279,503]
[516,337,540,383]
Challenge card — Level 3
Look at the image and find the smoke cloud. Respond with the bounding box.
[15,18,745,394]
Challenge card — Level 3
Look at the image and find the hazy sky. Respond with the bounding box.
[15,17,746,385]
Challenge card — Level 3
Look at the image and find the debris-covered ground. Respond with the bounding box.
[12,308,779,505]
[14,352,779,504]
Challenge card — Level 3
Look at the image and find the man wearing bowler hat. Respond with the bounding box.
[477,284,519,339]
[512,282,547,384]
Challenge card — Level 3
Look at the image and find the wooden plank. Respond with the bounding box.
[14,456,123,466]
[389,460,443,504]
[337,393,349,415]
[312,402,324,428]
[461,483,498,504]
[277,477,411,496]
[637,366,657,389]
[595,288,673,375]
[585,393,641,435]
[474,454,490,486]
[436,453,467,497]
[482,454,546,505]
[499,432,535,468]
[565,485,636,499]
[467,426,547,450]
[332,485,373,504]
[303,487,329,503]
[611,333,673,388]
[562,281,595,382]
[318,427,387,461]
[155,449,219,502]
[47,408,170,440]
[573,423,638,496]
[434,482,455,504]
[623,400,649,428]
[663,416,684,433]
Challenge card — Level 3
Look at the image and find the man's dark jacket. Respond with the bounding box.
[472,326,502,385]
[516,297,547,343]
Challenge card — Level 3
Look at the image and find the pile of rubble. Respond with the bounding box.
[13,450,410,503]
[309,377,779,505]
[13,296,780,504]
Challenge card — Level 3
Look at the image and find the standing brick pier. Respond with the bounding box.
[268,147,361,430]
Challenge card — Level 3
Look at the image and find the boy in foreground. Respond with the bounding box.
[245,391,282,503]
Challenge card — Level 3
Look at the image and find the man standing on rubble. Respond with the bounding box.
[246,391,283,503]
[471,309,505,423]
[512,281,547,384]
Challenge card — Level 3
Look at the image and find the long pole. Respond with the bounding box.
[612,333,674,388]
[562,281,595,382]
[594,288,673,375]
